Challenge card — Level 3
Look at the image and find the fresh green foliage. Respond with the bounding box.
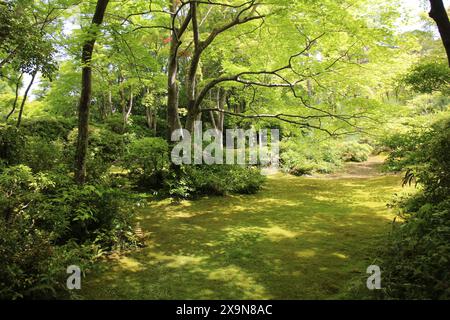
[380,118,450,299]
[166,165,266,199]
[123,137,169,188]
[0,126,25,165]
[340,141,374,163]
[403,62,450,94]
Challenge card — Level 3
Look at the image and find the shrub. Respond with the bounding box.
[166,165,266,199]
[0,165,143,299]
[103,114,125,134]
[381,196,450,299]
[35,183,141,250]
[23,136,65,173]
[402,61,450,94]
[0,219,56,299]
[66,127,128,182]
[380,118,450,299]
[0,126,25,166]
[0,165,54,223]
[0,219,99,299]
[280,138,342,175]
[382,130,431,172]
[20,118,75,141]
[123,137,169,189]
[340,141,373,162]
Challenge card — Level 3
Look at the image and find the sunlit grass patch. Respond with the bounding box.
[81,173,404,299]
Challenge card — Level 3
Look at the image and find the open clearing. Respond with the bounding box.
[81,160,403,299]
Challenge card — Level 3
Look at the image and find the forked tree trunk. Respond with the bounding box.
[75,0,109,185]
[167,0,188,138]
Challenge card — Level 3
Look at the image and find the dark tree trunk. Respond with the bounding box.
[429,0,450,66]
[75,0,109,185]
[16,71,36,127]
[5,73,23,121]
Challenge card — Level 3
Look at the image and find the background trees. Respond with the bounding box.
[0,0,449,300]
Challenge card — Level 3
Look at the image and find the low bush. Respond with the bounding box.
[340,141,373,162]
[0,165,142,299]
[20,118,75,141]
[66,127,128,182]
[382,195,450,299]
[123,137,169,189]
[0,126,25,166]
[23,136,65,173]
[280,138,342,176]
[34,183,141,250]
[166,165,266,199]
[380,118,450,299]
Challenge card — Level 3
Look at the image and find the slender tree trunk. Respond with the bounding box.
[429,0,450,66]
[5,73,23,121]
[218,88,226,133]
[185,2,203,133]
[146,107,153,128]
[75,0,109,185]
[16,71,36,127]
[127,90,133,119]
[107,88,113,114]
[167,0,185,138]
[123,88,133,128]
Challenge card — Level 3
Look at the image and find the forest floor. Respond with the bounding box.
[80,157,405,299]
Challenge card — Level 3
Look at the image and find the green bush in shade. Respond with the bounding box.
[381,118,450,299]
[123,137,169,189]
[165,164,266,199]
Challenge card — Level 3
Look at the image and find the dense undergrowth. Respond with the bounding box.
[378,117,450,299]
[0,119,266,299]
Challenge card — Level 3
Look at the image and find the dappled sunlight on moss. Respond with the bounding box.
[114,257,145,272]
[207,265,271,299]
[332,253,348,259]
[296,249,317,258]
[81,172,405,300]
[145,252,207,269]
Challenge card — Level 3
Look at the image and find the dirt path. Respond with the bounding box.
[308,155,389,179]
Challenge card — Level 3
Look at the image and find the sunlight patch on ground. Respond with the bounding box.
[207,265,271,299]
[296,249,316,258]
[81,170,404,300]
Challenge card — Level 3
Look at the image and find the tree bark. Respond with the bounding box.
[16,71,36,127]
[5,73,23,121]
[75,0,109,185]
[429,0,450,66]
[123,88,133,128]
[167,0,191,139]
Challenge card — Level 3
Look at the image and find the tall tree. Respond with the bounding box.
[429,0,450,66]
[167,0,191,137]
[75,0,109,184]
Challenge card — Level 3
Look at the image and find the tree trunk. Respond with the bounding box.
[107,88,113,114]
[429,0,450,66]
[167,0,188,138]
[16,71,36,127]
[123,89,133,127]
[218,88,226,133]
[75,0,109,185]
[5,73,23,121]
[185,1,202,133]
